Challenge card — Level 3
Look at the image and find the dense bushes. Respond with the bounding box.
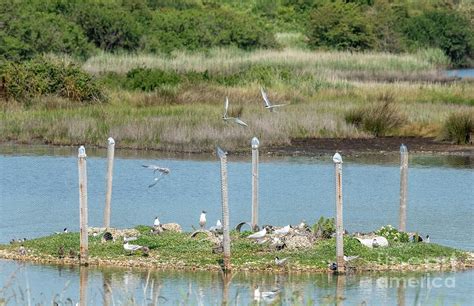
[0,0,471,66]
[344,93,405,137]
[72,2,143,52]
[307,1,376,51]
[142,8,277,53]
[126,68,181,91]
[1,57,105,103]
[441,112,473,144]
[403,10,473,66]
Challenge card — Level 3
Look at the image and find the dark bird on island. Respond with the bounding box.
[222,96,248,127]
[275,256,288,266]
[103,231,113,242]
[68,249,77,259]
[58,246,65,259]
[260,87,287,112]
[199,211,207,229]
[329,262,338,271]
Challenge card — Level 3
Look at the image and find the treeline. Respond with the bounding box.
[0,0,472,66]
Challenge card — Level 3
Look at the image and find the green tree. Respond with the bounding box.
[307,0,375,51]
[403,9,473,66]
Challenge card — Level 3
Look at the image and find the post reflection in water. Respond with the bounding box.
[79,266,88,306]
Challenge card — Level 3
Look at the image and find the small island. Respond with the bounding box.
[1,222,472,273]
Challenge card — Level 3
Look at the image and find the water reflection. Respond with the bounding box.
[1,260,472,305]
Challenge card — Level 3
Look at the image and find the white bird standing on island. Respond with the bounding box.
[274,256,288,266]
[222,97,248,127]
[247,227,267,239]
[199,211,207,229]
[273,225,291,236]
[260,87,287,112]
[154,216,160,227]
[123,241,142,253]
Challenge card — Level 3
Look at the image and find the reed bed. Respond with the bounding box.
[83,48,442,76]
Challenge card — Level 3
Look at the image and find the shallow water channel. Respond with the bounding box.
[0,145,473,304]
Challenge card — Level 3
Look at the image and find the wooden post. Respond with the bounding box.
[399,144,408,232]
[103,137,115,229]
[78,146,88,265]
[333,153,344,273]
[251,137,260,231]
[79,265,88,306]
[217,147,231,272]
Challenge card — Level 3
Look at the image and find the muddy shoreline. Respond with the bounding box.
[265,137,473,157]
[1,137,473,157]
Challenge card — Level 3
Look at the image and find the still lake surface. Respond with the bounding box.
[0,145,473,304]
[445,68,474,79]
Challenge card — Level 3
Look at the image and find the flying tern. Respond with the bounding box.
[222,97,248,127]
[260,87,287,111]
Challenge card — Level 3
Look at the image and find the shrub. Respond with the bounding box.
[126,68,181,91]
[345,93,405,137]
[307,0,376,51]
[313,216,335,239]
[1,57,105,103]
[375,225,409,243]
[0,31,33,62]
[72,2,142,52]
[403,9,473,66]
[141,8,277,53]
[5,11,94,59]
[441,112,473,144]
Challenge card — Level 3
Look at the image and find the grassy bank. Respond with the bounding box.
[0,226,471,273]
[1,49,473,152]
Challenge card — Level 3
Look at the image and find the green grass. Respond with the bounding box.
[0,226,467,271]
[1,47,473,151]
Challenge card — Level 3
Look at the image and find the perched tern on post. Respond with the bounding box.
[260,87,287,111]
[222,97,248,127]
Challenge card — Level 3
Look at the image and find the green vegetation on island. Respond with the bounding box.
[0,224,470,272]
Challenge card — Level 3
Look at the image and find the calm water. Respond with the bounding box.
[1,260,473,305]
[445,68,474,79]
[0,145,473,304]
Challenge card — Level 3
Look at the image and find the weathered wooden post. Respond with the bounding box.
[217,146,231,272]
[78,146,88,265]
[333,152,344,273]
[103,137,115,229]
[399,144,408,232]
[79,264,88,306]
[251,137,260,231]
